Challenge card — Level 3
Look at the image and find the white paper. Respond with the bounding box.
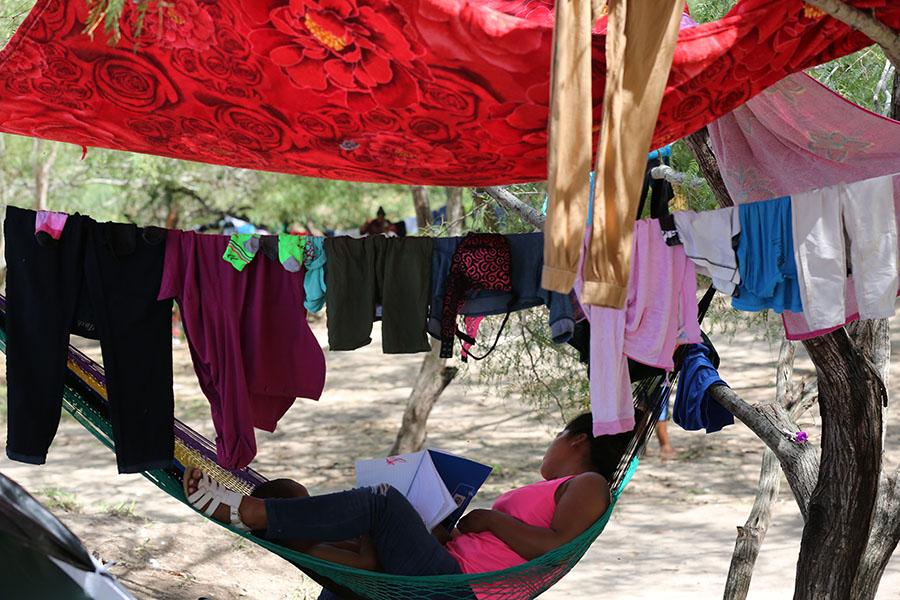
[355,451,456,530]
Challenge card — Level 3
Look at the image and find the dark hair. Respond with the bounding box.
[564,412,637,481]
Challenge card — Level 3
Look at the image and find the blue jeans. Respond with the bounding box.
[265,485,462,592]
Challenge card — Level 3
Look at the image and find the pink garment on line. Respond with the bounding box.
[446,476,573,582]
[707,73,900,339]
[34,210,68,240]
[460,316,484,361]
[576,220,701,436]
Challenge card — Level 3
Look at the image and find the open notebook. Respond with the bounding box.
[356,449,492,531]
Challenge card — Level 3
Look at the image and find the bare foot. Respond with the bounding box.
[659,445,679,462]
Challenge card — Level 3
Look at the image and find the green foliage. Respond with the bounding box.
[0,0,32,48]
[808,46,893,114]
[103,499,140,518]
[83,0,149,44]
[41,488,81,513]
[0,135,413,231]
[469,311,590,425]
[685,0,736,23]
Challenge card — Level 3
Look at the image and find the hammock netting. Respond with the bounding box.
[0,0,897,185]
[0,294,669,600]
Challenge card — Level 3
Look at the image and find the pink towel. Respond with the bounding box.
[576,220,701,436]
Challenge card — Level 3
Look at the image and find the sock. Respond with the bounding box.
[278,235,306,273]
[223,234,260,271]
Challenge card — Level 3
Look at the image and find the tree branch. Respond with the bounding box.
[650,164,705,188]
[708,385,818,519]
[723,448,781,600]
[682,127,734,208]
[480,187,546,230]
[723,339,798,600]
[804,0,900,67]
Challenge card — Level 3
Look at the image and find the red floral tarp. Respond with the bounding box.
[0,0,897,185]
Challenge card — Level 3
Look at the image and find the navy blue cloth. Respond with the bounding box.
[732,196,803,314]
[265,486,462,581]
[673,343,733,434]
[428,233,575,344]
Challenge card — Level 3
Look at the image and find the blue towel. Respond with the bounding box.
[732,196,803,314]
[673,343,733,433]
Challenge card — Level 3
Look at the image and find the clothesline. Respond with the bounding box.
[5,162,897,474]
[650,165,704,189]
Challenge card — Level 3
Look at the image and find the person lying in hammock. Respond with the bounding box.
[183,412,633,596]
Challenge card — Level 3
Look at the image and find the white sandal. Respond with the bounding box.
[186,470,251,532]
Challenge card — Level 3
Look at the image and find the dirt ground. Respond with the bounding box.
[1,311,899,600]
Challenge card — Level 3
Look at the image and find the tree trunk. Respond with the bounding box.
[390,343,460,455]
[891,67,899,120]
[390,186,459,455]
[165,188,179,230]
[412,186,431,228]
[851,319,900,600]
[724,449,782,600]
[32,139,60,211]
[445,187,464,234]
[724,340,797,599]
[853,465,900,600]
[794,329,885,600]
[683,127,733,208]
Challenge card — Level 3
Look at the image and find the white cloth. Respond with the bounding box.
[672,207,741,296]
[791,175,898,330]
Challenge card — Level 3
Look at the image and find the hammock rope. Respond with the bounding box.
[0,298,672,600]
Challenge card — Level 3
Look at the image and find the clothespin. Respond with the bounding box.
[782,429,808,444]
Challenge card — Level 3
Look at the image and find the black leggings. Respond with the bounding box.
[4,207,174,473]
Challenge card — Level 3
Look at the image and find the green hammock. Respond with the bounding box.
[0,319,666,600]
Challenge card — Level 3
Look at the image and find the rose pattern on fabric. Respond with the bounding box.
[248,0,430,109]
[91,51,180,112]
[0,0,896,185]
[167,7,267,102]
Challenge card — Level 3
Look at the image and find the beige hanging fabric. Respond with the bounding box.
[542,0,593,297]
[542,0,684,309]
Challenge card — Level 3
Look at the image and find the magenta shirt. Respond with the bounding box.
[158,231,326,469]
[446,476,573,579]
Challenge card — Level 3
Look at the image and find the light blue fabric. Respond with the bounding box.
[732,196,803,314]
[673,344,732,434]
[647,145,672,161]
[304,237,327,313]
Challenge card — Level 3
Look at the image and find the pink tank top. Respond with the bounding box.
[445,476,573,575]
